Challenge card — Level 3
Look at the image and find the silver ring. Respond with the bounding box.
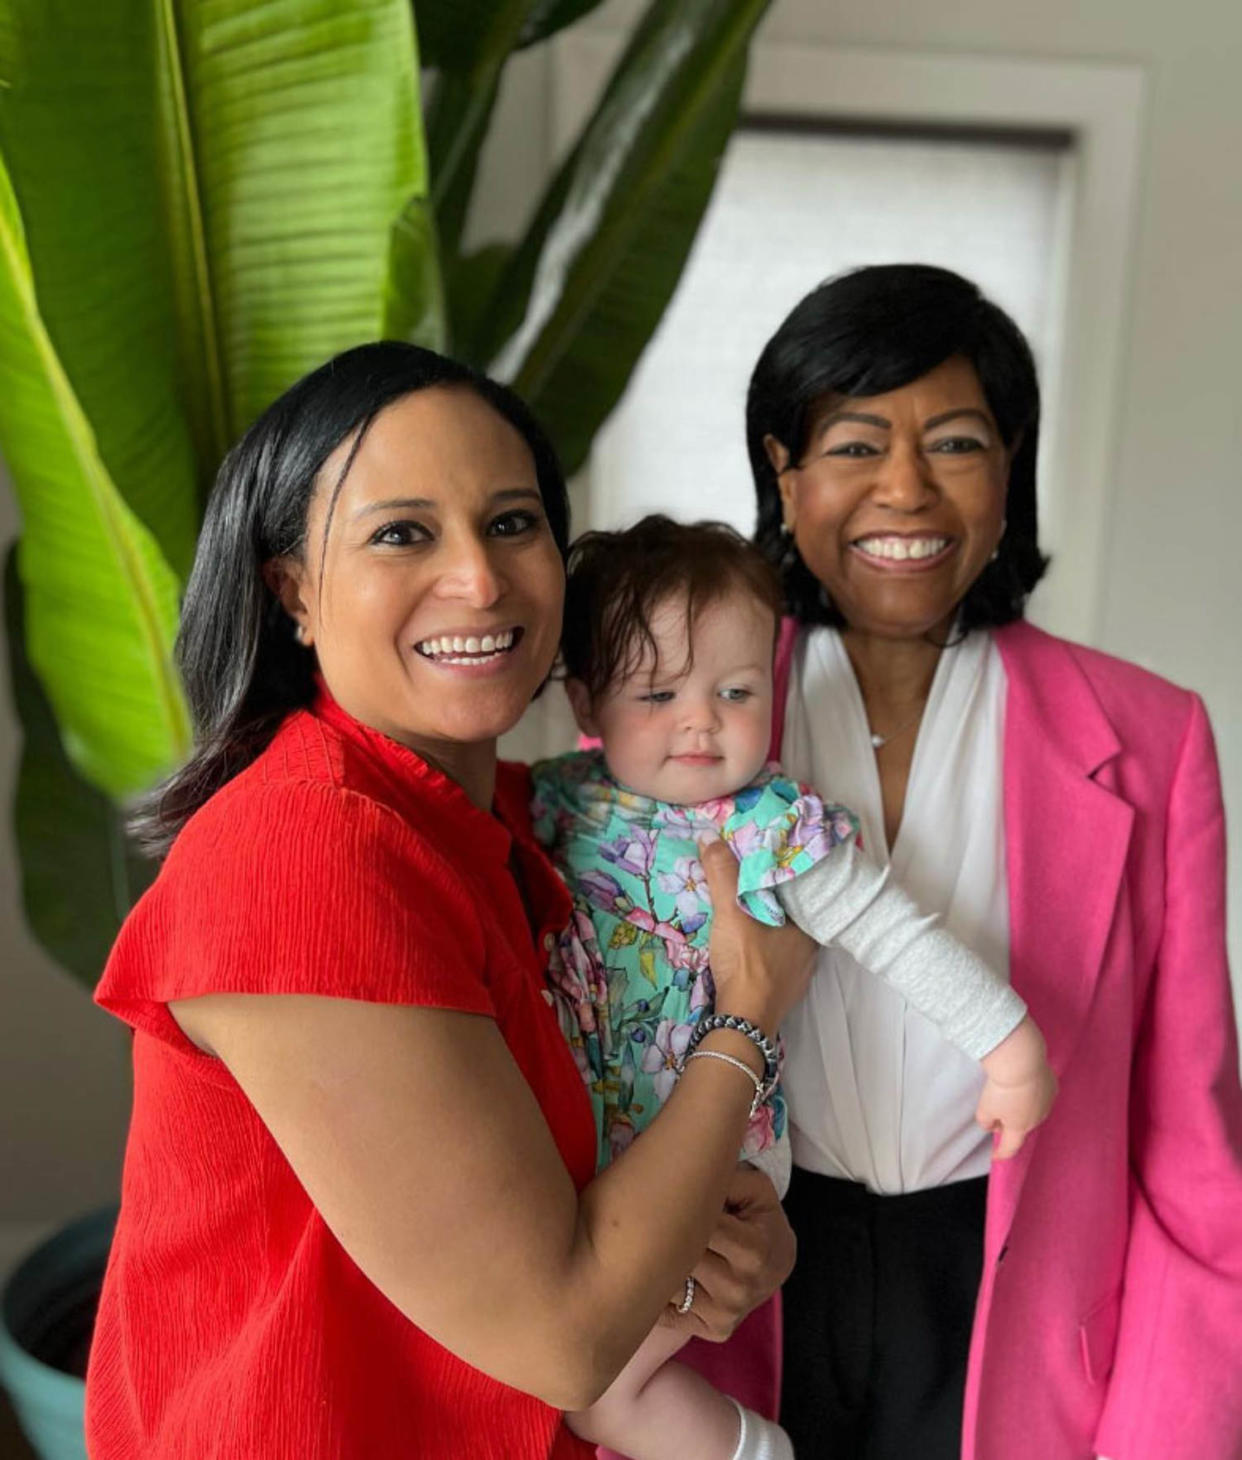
[676,1276,696,1314]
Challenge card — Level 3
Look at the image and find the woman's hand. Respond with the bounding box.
[701,838,817,1033]
[663,1164,796,1340]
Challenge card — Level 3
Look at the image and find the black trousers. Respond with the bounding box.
[781,1167,988,1460]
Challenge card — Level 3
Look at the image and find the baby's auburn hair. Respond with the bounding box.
[561,515,784,701]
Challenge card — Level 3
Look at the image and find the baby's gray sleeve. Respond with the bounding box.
[743,1127,792,1199]
[777,841,1026,1059]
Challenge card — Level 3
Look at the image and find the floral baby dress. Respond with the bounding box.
[531,750,858,1173]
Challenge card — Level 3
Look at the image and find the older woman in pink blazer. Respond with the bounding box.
[676,264,1242,1460]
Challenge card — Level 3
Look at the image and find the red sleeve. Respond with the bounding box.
[96,777,491,1049]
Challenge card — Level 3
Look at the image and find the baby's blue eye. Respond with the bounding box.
[639,690,675,704]
[721,687,753,702]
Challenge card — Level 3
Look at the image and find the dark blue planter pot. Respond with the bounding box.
[0,1207,116,1460]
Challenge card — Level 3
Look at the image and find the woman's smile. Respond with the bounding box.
[414,624,524,670]
[848,532,957,573]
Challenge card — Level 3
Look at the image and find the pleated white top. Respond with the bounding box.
[779,626,1010,1193]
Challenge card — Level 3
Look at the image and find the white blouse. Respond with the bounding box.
[779,626,1010,1194]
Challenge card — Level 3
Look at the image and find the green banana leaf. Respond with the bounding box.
[464,0,770,473]
[161,0,429,438]
[415,0,611,271]
[383,196,448,351]
[0,152,190,798]
[414,0,608,71]
[4,550,155,990]
[0,0,428,512]
[422,0,541,266]
[0,0,202,576]
[0,0,434,800]
[448,243,516,364]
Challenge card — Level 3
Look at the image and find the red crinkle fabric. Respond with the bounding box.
[87,691,598,1459]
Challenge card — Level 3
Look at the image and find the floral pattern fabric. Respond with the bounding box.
[531,750,859,1171]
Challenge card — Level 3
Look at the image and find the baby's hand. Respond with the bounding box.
[975,1015,1058,1159]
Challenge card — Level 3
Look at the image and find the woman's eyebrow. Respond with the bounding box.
[351,487,541,520]
[922,407,994,432]
[815,409,891,437]
[352,496,435,518]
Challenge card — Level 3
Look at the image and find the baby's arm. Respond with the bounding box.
[778,842,1056,1156]
[742,1131,791,1200]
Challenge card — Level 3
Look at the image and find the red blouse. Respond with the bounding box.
[87,692,598,1459]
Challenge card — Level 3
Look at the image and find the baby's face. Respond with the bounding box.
[583,588,775,805]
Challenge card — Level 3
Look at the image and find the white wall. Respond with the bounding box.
[2,0,1240,1252]
[552,0,1242,983]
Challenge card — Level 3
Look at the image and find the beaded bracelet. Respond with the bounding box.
[682,1013,778,1084]
[675,1012,779,1107]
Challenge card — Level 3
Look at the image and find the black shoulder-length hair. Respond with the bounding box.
[748,263,1049,631]
[133,340,569,858]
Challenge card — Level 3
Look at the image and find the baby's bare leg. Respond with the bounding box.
[567,1321,794,1460]
[566,1321,740,1460]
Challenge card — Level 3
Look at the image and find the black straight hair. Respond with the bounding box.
[748,263,1049,631]
[132,340,569,857]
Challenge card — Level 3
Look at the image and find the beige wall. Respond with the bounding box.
[2,0,1240,1250]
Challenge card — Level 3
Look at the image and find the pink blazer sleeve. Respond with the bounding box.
[1095,694,1242,1456]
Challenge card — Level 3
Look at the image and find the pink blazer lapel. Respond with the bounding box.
[988,622,1135,1238]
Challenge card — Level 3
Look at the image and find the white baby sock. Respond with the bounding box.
[728,1397,795,1460]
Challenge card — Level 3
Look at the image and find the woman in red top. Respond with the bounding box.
[87,343,809,1459]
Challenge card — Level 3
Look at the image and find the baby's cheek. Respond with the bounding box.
[738,722,773,781]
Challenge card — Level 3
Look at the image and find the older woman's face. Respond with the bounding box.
[769,355,1009,641]
[280,386,564,756]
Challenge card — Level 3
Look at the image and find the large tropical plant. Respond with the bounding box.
[0,0,771,987]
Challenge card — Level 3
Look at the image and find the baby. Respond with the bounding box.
[531,516,1057,1460]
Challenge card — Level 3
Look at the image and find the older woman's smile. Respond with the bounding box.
[850,533,955,570]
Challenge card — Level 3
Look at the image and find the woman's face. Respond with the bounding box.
[768,355,1010,641]
[277,386,564,760]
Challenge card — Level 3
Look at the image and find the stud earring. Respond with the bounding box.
[294,622,308,645]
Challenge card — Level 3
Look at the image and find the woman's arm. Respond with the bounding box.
[171,841,813,1412]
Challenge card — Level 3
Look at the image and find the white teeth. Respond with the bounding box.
[416,629,518,659]
[856,535,949,561]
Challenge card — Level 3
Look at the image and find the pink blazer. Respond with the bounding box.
[677,619,1242,1459]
